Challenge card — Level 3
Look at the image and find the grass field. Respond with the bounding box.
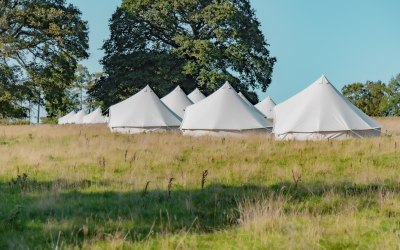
[0,117,399,249]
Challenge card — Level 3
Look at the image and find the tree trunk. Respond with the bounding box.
[80,86,84,111]
[37,95,40,124]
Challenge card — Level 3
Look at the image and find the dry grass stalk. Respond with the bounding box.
[167,177,174,199]
[201,170,208,191]
[291,168,302,188]
[142,181,150,197]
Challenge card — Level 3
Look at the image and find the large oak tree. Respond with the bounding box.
[0,0,89,119]
[90,0,276,108]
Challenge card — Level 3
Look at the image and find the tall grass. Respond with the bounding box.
[0,118,399,249]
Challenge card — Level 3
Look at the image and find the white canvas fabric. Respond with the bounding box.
[161,86,193,118]
[58,111,75,125]
[187,88,206,103]
[238,92,253,106]
[71,110,86,124]
[83,108,106,124]
[238,92,268,119]
[110,127,178,134]
[108,85,181,133]
[273,75,381,140]
[181,82,273,136]
[255,96,276,119]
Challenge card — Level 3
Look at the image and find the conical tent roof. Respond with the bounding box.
[71,110,86,124]
[161,86,193,118]
[108,85,181,130]
[187,88,206,103]
[255,96,276,119]
[181,82,272,132]
[273,75,380,137]
[83,108,106,124]
[58,111,75,124]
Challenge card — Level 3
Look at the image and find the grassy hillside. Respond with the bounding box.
[0,117,399,249]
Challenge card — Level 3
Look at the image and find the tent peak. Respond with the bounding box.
[188,88,206,103]
[222,81,232,89]
[173,85,184,91]
[316,75,330,84]
[143,85,153,92]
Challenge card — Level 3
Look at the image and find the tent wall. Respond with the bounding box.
[111,126,179,134]
[275,129,381,141]
[182,128,272,137]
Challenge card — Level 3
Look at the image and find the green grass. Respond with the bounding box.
[0,119,400,249]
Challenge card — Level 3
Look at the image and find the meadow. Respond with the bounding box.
[0,117,399,249]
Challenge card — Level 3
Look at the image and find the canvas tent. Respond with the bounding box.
[108,85,181,133]
[181,82,273,136]
[58,111,75,125]
[255,96,276,120]
[273,75,381,140]
[161,86,193,118]
[83,108,106,124]
[187,88,206,103]
[70,110,86,124]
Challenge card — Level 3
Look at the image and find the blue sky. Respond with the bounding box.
[66,0,400,103]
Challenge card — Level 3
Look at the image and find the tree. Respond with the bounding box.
[86,72,104,111]
[342,83,366,109]
[90,0,276,107]
[72,64,92,110]
[0,65,27,118]
[342,81,389,116]
[0,0,89,120]
[387,74,400,116]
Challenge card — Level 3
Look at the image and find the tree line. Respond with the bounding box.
[0,0,398,122]
[342,74,400,116]
[1,0,276,123]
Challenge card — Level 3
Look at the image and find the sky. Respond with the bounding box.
[66,0,400,103]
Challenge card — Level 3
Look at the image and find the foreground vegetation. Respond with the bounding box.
[0,117,399,249]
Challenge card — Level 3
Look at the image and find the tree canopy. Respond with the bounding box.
[90,0,276,107]
[0,65,27,118]
[0,0,89,119]
[342,80,396,117]
[387,74,400,116]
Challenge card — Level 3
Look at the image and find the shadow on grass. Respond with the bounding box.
[1,179,400,248]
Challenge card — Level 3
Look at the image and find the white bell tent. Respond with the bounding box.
[187,88,206,103]
[273,75,381,140]
[58,111,76,125]
[161,86,193,118]
[83,108,106,124]
[255,96,276,120]
[108,85,181,133]
[181,82,273,136]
